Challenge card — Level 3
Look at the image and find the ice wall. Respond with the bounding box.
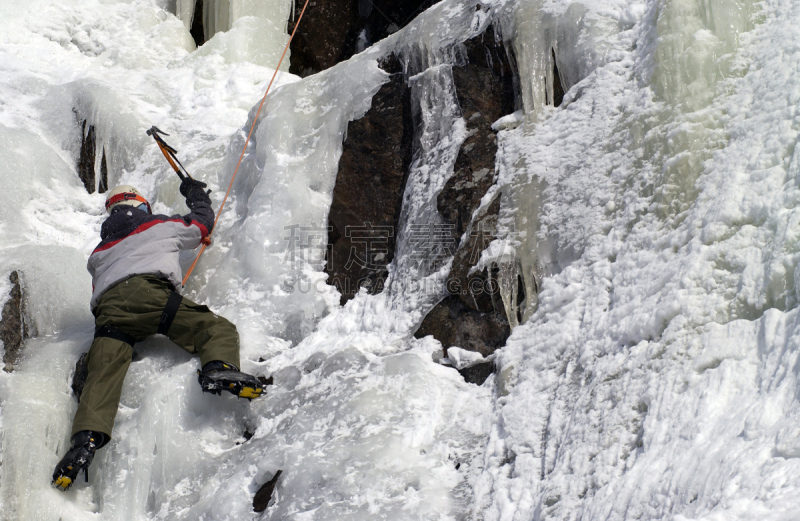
[196,52,389,348]
[511,0,611,117]
[492,0,754,326]
[464,0,634,327]
[387,64,467,313]
[475,0,800,518]
[4,0,800,518]
[0,0,302,516]
[175,0,292,66]
[0,0,500,519]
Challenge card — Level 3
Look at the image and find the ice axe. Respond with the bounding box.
[147,126,212,250]
[146,126,194,182]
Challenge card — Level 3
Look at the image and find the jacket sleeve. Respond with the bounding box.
[180,184,214,245]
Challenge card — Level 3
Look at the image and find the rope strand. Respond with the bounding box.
[182,0,311,286]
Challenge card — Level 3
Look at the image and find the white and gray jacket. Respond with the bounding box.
[87,186,213,310]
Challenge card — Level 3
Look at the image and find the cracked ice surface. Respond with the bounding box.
[476,0,800,519]
[0,0,492,519]
[3,0,800,519]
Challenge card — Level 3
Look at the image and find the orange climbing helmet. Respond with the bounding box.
[104,185,151,214]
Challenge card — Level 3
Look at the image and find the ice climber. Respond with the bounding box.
[52,181,266,491]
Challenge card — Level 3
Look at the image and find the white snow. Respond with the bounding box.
[445,348,495,370]
[2,0,800,518]
[475,0,800,519]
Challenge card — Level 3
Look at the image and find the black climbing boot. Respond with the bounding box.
[198,361,266,400]
[52,430,107,491]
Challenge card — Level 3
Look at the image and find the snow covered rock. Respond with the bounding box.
[0,271,29,372]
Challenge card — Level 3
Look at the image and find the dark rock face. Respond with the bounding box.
[288,0,357,77]
[416,294,508,385]
[436,25,514,314]
[99,147,109,193]
[77,119,108,194]
[414,27,516,384]
[460,362,496,385]
[190,0,205,48]
[415,295,508,358]
[321,24,518,384]
[288,0,438,77]
[355,0,439,55]
[325,58,413,304]
[78,120,96,193]
[446,194,504,313]
[1,271,29,373]
[549,48,564,107]
[253,470,282,513]
[438,26,514,241]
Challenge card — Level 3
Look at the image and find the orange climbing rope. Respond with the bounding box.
[182,0,311,286]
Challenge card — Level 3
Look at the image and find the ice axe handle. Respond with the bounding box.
[147,127,191,181]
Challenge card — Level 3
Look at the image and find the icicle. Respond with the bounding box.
[391,64,467,284]
[175,0,196,31]
[497,260,518,329]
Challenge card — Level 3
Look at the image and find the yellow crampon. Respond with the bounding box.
[238,386,263,399]
[198,366,267,400]
[226,381,264,399]
[53,474,73,491]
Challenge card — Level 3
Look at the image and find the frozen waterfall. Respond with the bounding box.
[2,0,800,519]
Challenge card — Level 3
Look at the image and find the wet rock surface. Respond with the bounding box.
[414,27,515,384]
[190,0,205,48]
[77,119,108,194]
[438,26,515,241]
[415,295,508,359]
[325,57,413,304]
[288,0,439,77]
[253,469,283,513]
[78,119,96,193]
[446,194,503,313]
[550,48,565,107]
[322,25,517,382]
[1,271,29,372]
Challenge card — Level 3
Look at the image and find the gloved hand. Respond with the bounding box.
[179,177,210,198]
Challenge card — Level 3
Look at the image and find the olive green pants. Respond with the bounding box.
[71,275,240,439]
